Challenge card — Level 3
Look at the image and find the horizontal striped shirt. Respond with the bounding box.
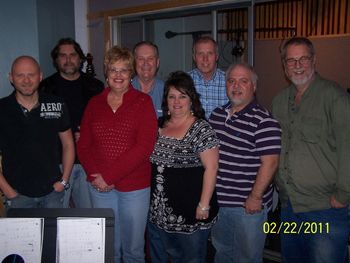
[209,101,281,209]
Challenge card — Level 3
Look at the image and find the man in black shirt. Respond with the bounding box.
[0,56,75,209]
[40,38,104,208]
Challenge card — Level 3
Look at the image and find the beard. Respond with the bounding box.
[230,97,251,111]
[59,63,80,76]
[288,69,315,86]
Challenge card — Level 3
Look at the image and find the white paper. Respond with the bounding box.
[0,218,44,263]
[56,217,105,263]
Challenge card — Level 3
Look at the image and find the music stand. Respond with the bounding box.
[7,208,114,263]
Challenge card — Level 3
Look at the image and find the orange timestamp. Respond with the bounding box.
[263,221,330,234]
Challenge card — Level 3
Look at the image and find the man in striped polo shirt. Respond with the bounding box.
[209,63,281,263]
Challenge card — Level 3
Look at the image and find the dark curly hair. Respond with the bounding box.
[159,71,205,127]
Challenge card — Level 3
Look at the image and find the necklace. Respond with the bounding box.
[16,96,39,112]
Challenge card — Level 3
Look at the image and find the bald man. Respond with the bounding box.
[0,56,74,209]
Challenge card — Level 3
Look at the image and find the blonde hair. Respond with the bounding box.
[104,45,134,76]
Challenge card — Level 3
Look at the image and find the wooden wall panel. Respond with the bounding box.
[222,0,350,40]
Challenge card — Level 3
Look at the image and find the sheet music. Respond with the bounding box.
[56,217,105,263]
[0,218,44,263]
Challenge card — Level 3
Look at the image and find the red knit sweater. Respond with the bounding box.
[77,86,158,191]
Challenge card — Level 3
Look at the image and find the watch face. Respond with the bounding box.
[64,183,70,190]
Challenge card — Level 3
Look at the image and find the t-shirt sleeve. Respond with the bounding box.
[194,120,220,153]
[59,101,71,132]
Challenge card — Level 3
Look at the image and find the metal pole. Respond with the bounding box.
[212,10,217,41]
[247,0,255,66]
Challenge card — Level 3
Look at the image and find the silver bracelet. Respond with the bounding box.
[198,202,210,211]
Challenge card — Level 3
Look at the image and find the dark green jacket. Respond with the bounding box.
[272,74,350,212]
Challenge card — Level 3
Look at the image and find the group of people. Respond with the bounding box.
[0,35,349,263]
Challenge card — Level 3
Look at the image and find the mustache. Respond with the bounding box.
[21,83,33,88]
[63,62,77,67]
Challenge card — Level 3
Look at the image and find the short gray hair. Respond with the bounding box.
[192,36,219,55]
[280,37,315,60]
[225,62,258,84]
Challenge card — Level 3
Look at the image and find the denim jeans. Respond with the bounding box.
[148,221,169,263]
[88,184,150,263]
[280,201,349,263]
[5,190,64,209]
[62,164,92,208]
[212,206,268,263]
[156,226,210,263]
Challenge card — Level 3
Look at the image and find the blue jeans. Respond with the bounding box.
[62,164,92,208]
[88,184,150,263]
[280,201,349,263]
[5,190,64,209]
[148,221,169,263]
[212,206,268,263]
[156,226,210,263]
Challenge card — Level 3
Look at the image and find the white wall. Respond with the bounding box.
[75,0,89,55]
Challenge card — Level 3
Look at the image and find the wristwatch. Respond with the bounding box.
[59,179,70,190]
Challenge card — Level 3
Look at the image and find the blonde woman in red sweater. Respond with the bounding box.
[77,46,158,263]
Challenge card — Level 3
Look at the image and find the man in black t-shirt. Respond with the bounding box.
[40,38,104,208]
[0,56,75,209]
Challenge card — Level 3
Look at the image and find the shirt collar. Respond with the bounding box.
[289,72,320,101]
[194,68,218,82]
[224,99,257,119]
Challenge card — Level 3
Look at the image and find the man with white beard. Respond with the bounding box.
[272,37,350,263]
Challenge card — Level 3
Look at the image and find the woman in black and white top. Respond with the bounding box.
[148,71,219,263]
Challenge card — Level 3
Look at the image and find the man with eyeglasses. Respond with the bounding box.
[40,38,104,208]
[272,37,350,263]
[209,63,281,263]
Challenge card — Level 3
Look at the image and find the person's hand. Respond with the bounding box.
[330,196,347,209]
[74,131,80,142]
[244,194,262,214]
[196,203,210,220]
[91,173,115,192]
[74,126,81,142]
[53,181,65,192]
[5,189,18,199]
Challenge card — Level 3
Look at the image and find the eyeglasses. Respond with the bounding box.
[284,56,313,67]
[107,67,131,76]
